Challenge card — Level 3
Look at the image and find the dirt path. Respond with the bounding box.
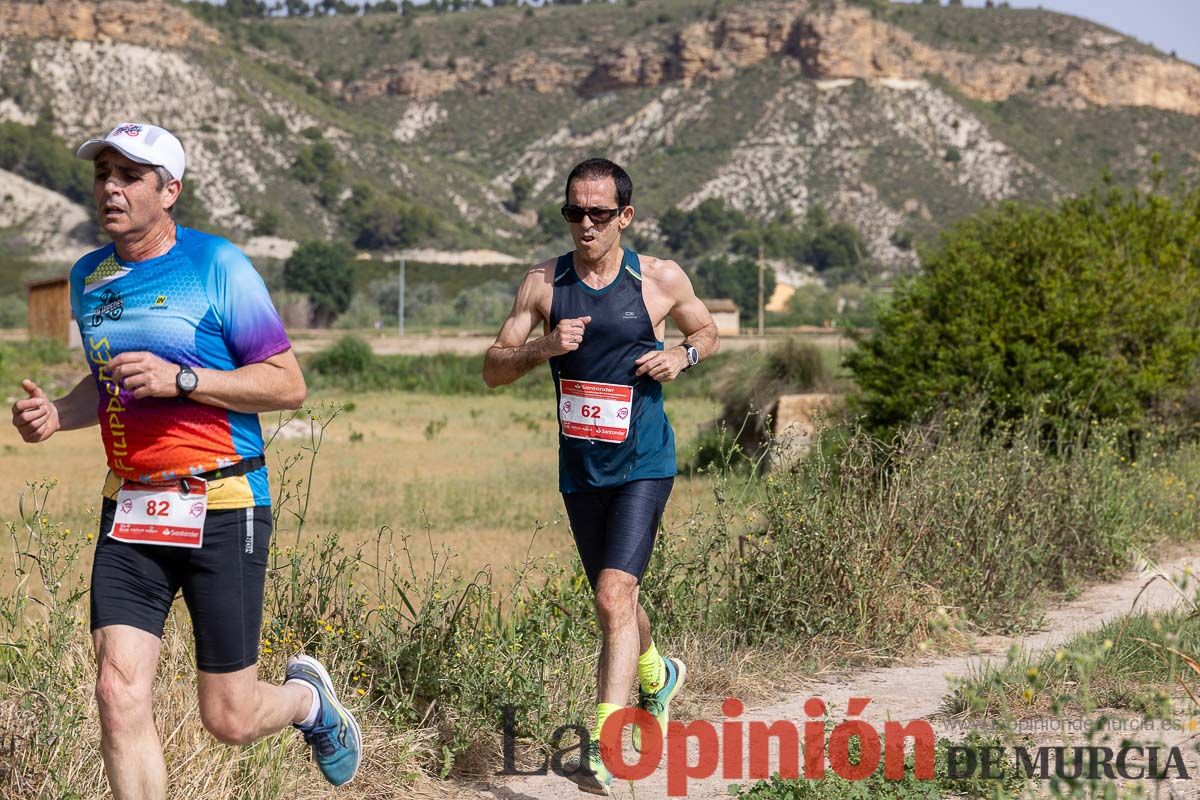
[477,551,1200,800]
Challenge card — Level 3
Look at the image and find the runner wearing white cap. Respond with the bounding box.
[9,122,361,796]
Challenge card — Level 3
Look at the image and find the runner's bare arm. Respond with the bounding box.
[483,267,589,388]
[10,375,99,443]
[53,375,101,430]
[666,264,720,359]
[635,260,720,382]
[108,348,306,413]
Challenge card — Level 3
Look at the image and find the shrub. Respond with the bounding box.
[689,255,775,323]
[309,334,374,375]
[847,180,1200,436]
[0,119,92,205]
[341,183,439,249]
[0,295,26,328]
[451,280,516,327]
[305,341,551,397]
[686,338,835,466]
[283,241,355,326]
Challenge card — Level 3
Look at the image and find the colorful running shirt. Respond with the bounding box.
[69,225,291,509]
[549,248,676,493]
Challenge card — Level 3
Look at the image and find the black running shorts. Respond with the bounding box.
[90,498,272,673]
[562,477,674,588]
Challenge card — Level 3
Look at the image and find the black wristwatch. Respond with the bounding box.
[681,344,700,372]
[176,365,199,396]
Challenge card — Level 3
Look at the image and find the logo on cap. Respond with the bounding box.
[111,124,143,138]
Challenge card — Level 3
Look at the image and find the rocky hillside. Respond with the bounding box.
[1,0,1198,269]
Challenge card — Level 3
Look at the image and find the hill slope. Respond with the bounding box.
[1,0,1197,270]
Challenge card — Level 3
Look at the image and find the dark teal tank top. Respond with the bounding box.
[549,248,677,493]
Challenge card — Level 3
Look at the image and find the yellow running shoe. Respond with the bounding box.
[631,656,686,753]
[562,738,613,796]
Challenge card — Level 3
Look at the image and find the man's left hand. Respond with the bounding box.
[109,351,182,399]
[634,347,688,383]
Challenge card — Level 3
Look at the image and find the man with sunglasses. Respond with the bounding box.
[484,158,719,794]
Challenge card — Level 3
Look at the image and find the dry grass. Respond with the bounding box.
[0,390,719,594]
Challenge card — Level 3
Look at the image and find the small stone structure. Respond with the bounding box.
[770,393,843,470]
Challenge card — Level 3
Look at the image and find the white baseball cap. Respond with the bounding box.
[76,123,186,181]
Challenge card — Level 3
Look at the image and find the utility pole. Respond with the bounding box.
[398,258,406,337]
[757,245,765,336]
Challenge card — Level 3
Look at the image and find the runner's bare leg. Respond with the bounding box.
[595,568,642,705]
[93,625,166,800]
[197,665,313,744]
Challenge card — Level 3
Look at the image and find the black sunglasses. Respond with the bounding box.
[561,205,623,225]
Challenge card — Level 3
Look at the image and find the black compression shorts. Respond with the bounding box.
[90,498,272,673]
[562,477,674,588]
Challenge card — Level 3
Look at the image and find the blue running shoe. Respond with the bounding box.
[632,656,686,753]
[287,654,362,787]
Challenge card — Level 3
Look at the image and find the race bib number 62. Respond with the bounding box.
[559,379,633,443]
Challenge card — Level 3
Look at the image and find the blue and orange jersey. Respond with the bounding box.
[69,225,292,508]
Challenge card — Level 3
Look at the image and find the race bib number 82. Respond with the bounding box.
[110,477,208,548]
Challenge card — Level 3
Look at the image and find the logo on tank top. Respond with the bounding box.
[623,311,638,319]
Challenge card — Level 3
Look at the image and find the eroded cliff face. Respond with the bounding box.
[0,0,1193,247]
[331,3,1200,117]
[0,0,219,49]
[5,0,1196,116]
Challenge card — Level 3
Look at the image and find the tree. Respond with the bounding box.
[224,0,268,16]
[341,183,439,249]
[659,198,748,259]
[283,242,355,327]
[509,175,533,212]
[291,139,344,207]
[688,255,774,323]
[452,281,516,326]
[847,180,1200,436]
[805,221,868,273]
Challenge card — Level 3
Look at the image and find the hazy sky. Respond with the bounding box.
[901,0,1199,65]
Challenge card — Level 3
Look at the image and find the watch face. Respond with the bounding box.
[686,346,699,366]
[179,369,198,392]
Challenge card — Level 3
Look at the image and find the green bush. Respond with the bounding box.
[291,139,343,207]
[777,283,883,329]
[0,119,92,205]
[659,198,749,259]
[689,255,775,323]
[451,280,516,327]
[684,338,836,466]
[309,334,373,375]
[283,241,355,326]
[341,183,439,250]
[0,295,26,328]
[847,180,1200,436]
[305,338,551,397]
[726,407,1198,648]
[660,201,872,282]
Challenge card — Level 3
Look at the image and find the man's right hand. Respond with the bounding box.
[11,380,60,443]
[546,316,592,357]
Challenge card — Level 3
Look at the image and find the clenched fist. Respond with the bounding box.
[109,351,182,400]
[546,316,592,357]
[11,379,60,443]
